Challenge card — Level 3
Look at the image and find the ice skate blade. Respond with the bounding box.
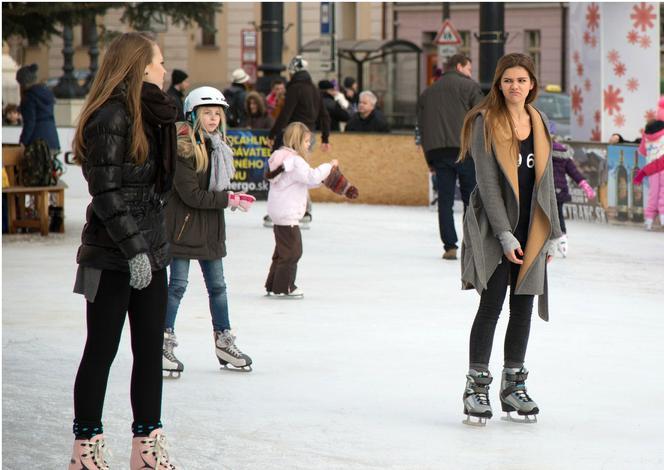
[501,412,538,424]
[462,415,488,427]
[163,370,182,379]
[266,292,304,299]
[219,364,253,372]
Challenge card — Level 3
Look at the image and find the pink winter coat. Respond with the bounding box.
[266,147,332,226]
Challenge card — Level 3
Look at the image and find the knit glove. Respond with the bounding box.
[578,180,596,199]
[545,239,559,259]
[228,192,256,212]
[323,165,359,199]
[633,169,646,186]
[497,231,521,255]
[128,253,152,290]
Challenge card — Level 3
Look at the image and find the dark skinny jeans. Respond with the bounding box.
[469,258,535,371]
[73,269,167,437]
[427,148,477,251]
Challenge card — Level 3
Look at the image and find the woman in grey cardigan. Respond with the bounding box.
[457,53,562,426]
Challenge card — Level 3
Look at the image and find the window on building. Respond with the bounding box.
[201,12,216,46]
[525,30,541,77]
[459,30,471,58]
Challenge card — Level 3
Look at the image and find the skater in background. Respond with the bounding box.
[163,86,255,376]
[551,139,596,256]
[264,121,336,298]
[16,63,60,154]
[633,97,664,230]
[458,53,562,425]
[243,91,274,130]
[70,32,178,469]
[265,55,331,229]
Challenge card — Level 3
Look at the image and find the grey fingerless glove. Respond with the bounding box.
[497,231,521,254]
[128,253,152,290]
[545,239,559,258]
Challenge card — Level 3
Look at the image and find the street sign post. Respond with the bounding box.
[434,19,462,69]
[320,2,335,71]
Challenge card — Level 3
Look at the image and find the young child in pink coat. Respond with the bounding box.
[633,97,664,230]
[264,122,337,298]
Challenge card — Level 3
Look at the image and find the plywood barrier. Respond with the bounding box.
[307,132,429,206]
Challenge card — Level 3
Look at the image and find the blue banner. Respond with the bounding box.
[227,129,271,200]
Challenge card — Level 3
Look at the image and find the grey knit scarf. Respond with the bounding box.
[208,132,235,191]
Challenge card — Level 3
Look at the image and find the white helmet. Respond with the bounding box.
[184,86,229,122]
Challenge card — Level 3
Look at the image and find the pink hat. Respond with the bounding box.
[658,96,664,121]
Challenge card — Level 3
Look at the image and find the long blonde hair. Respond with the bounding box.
[180,106,228,173]
[459,53,539,161]
[74,32,156,164]
[283,122,311,158]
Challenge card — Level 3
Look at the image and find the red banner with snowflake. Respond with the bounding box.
[569,3,659,142]
[602,3,659,141]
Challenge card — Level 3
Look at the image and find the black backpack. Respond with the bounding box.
[19,139,60,186]
[223,87,242,128]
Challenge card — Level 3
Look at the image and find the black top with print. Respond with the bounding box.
[514,131,535,247]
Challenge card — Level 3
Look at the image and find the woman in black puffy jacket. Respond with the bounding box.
[69,32,179,469]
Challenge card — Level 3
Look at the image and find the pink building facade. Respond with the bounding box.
[393,3,565,91]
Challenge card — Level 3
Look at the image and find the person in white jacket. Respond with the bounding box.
[264,121,337,298]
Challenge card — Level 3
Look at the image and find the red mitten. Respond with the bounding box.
[633,169,646,186]
[228,192,256,212]
[324,166,359,200]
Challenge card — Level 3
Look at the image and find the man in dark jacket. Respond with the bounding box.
[16,63,60,153]
[166,69,189,121]
[345,91,390,133]
[318,80,349,132]
[224,68,250,128]
[268,56,331,152]
[416,54,484,260]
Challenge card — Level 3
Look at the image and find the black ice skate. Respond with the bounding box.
[462,369,493,426]
[500,367,539,423]
[162,328,184,379]
[214,330,253,372]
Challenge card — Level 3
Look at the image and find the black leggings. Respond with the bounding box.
[73,268,167,437]
[469,259,534,370]
[557,200,567,234]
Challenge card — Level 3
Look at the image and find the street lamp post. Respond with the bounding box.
[256,2,285,95]
[477,3,506,94]
[53,23,86,99]
[84,17,99,93]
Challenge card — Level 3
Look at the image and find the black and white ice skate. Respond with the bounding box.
[214,330,253,372]
[500,367,539,423]
[163,328,184,379]
[462,369,493,427]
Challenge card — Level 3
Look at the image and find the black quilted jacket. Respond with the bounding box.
[76,89,170,272]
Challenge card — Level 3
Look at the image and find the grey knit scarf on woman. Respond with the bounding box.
[207,132,236,191]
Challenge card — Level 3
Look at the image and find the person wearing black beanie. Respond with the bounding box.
[167,69,189,121]
[318,79,350,132]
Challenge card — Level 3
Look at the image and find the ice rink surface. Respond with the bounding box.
[2,197,663,469]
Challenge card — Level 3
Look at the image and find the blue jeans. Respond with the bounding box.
[427,148,476,251]
[165,258,230,332]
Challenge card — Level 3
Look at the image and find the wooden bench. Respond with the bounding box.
[2,144,68,236]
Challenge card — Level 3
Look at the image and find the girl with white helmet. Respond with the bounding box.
[163,86,255,376]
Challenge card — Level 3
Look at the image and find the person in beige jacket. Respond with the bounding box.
[457,53,562,426]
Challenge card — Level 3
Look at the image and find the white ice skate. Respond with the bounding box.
[556,235,568,258]
[214,330,253,372]
[500,367,539,424]
[163,328,183,379]
[266,288,304,299]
